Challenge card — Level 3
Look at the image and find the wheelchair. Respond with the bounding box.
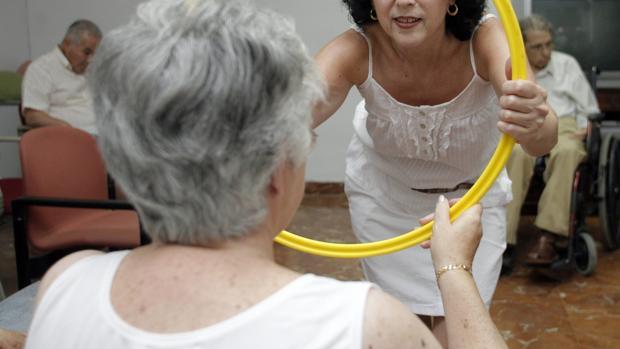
[523,110,620,276]
[516,66,620,276]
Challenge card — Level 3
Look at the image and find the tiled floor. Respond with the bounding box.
[2,191,620,348]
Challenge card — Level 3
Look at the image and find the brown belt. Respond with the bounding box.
[411,182,474,194]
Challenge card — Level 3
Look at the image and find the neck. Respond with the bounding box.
[387,30,457,66]
[223,228,277,261]
[149,225,277,263]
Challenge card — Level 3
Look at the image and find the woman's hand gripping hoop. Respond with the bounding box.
[274,0,526,258]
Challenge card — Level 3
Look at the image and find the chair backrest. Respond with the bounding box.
[0,178,23,216]
[19,126,109,238]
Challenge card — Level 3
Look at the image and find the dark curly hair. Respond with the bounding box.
[341,0,485,41]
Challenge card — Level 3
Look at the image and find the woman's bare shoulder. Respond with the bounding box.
[472,16,508,82]
[316,28,369,86]
[321,28,369,56]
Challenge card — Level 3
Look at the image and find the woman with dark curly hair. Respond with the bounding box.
[313,0,558,345]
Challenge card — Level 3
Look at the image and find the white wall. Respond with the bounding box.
[0,0,30,178]
[0,1,30,69]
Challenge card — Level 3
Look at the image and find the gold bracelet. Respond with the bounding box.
[435,264,472,282]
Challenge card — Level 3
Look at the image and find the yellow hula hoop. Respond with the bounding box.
[274,0,527,258]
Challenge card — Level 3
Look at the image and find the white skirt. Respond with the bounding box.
[345,174,507,316]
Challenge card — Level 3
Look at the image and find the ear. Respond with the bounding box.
[268,160,286,199]
[59,38,71,53]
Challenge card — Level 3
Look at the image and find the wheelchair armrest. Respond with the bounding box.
[587,112,606,123]
[604,112,620,121]
[533,155,549,176]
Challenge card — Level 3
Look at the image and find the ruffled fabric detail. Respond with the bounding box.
[366,106,451,161]
[362,78,496,164]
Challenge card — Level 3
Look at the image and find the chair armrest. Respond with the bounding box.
[10,195,149,291]
[11,196,135,211]
[11,195,150,245]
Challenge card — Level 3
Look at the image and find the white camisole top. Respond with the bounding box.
[346,15,512,209]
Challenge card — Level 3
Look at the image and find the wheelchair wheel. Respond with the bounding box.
[599,136,620,250]
[586,119,601,171]
[604,137,620,249]
[574,231,597,276]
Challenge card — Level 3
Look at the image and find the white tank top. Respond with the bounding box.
[26,251,374,349]
[347,15,512,208]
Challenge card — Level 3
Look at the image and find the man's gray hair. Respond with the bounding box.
[64,19,102,43]
[88,0,324,245]
[519,14,554,42]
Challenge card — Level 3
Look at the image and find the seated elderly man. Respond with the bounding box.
[24,1,507,348]
[21,20,101,133]
[504,14,600,269]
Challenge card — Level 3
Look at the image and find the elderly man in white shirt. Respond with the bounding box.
[21,20,101,134]
[504,14,600,269]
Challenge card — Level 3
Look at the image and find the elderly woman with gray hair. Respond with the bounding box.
[24,1,506,348]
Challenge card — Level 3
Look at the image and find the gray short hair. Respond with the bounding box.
[88,0,324,245]
[519,14,554,43]
[64,19,102,43]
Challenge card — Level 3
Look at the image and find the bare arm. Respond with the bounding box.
[438,271,506,348]
[313,30,366,128]
[430,198,508,349]
[475,18,558,156]
[20,63,72,129]
[23,108,71,128]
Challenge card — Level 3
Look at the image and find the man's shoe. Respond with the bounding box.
[501,244,515,275]
[525,232,559,265]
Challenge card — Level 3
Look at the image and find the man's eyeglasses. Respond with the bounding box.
[526,41,554,52]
